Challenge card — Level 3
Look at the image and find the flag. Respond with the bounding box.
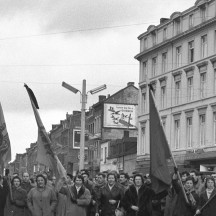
[0,103,11,170]
[149,86,172,194]
[24,84,67,179]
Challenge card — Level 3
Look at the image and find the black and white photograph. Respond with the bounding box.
[1,0,216,215]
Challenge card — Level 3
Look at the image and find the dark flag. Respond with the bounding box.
[149,86,172,194]
[0,103,11,172]
[24,84,66,179]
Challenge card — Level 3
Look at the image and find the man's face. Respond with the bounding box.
[66,175,72,184]
[23,173,30,182]
[134,176,142,187]
[108,175,115,185]
[82,174,88,182]
[212,174,216,183]
[181,174,188,182]
[190,172,198,181]
[97,175,105,184]
[129,177,134,184]
[52,176,56,185]
[119,175,127,183]
[75,178,83,187]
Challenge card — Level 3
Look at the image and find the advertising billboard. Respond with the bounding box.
[104,103,137,128]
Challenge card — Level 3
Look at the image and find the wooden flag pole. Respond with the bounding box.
[149,85,189,204]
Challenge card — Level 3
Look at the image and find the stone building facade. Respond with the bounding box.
[135,0,216,173]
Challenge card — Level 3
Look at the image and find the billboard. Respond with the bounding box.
[73,129,89,149]
[104,103,137,128]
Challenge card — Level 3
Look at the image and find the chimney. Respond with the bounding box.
[73,110,81,115]
[99,95,106,102]
[160,18,169,24]
[127,82,135,86]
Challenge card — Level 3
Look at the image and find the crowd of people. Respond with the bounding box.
[0,168,216,216]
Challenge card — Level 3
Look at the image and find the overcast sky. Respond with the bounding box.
[0,0,195,160]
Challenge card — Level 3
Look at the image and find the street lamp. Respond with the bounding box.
[62,80,106,171]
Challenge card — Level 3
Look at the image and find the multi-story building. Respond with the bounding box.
[86,82,138,176]
[50,111,88,176]
[135,0,216,173]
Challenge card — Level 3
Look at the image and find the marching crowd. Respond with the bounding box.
[0,168,216,216]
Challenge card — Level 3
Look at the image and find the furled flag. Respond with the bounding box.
[24,84,66,179]
[0,103,11,171]
[149,86,172,194]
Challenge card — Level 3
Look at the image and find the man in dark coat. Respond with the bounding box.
[122,173,154,216]
[21,172,34,193]
[0,175,8,216]
[94,173,106,214]
[82,172,96,216]
[21,172,34,216]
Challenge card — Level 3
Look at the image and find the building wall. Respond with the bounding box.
[136,0,216,172]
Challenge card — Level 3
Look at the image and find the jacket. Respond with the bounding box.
[122,184,154,216]
[59,184,91,216]
[4,186,27,216]
[198,188,216,216]
[172,179,199,216]
[27,186,57,216]
[98,183,124,216]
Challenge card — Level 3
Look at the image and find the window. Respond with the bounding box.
[104,147,107,163]
[201,35,207,58]
[162,52,167,73]
[187,77,193,102]
[152,32,156,45]
[141,123,146,154]
[162,117,166,130]
[144,38,148,50]
[199,114,206,146]
[201,6,207,22]
[142,61,147,81]
[186,117,193,148]
[152,57,157,77]
[174,119,180,149]
[188,41,194,63]
[141,92,147,113]
[215,30,216,53]
[189,14,194,28]
[163,28,167,40]
[161,86,166,109]
[214,112,216,144]
[175,19,181,34]
[176,46,182,67]
[101,148,103,160]
[214,69,216,94]
[175,81,181,105]
[200,73,207,98]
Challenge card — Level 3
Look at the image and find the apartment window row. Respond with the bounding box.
[141,35,207,79]
[174,110,211,150]
[141,67,211,114]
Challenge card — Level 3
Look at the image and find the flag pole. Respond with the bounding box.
[148,84,189,204]
[194,192,216,216]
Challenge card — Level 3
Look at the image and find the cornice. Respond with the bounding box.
[135,17,216,61]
